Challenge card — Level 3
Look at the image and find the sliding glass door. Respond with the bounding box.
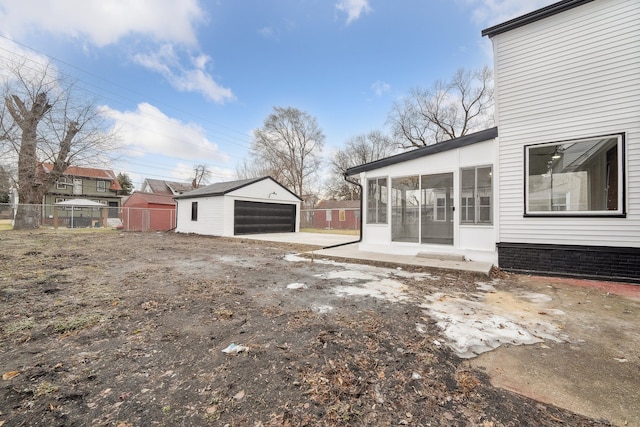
[421,173,454,245]
[390,173,454,245]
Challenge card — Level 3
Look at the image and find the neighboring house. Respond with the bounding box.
[121,192,176,231]
[347,0,640,281]
[40,163,122,225]
[302,199,360,231]
[174,176,302,236]
[140,178,195,195]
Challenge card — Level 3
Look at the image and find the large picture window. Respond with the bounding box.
[460,166,492,224]
[367,177,388,224]
[526,134,624,215]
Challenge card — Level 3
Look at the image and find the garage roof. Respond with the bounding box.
[173,176,302,201]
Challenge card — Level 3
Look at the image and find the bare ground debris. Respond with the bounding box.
[0,231,614,426]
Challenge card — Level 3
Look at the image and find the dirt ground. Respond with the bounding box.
[0,230,632,426]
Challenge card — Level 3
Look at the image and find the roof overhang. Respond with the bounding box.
[346,127,498,176]
[481,0,594,38]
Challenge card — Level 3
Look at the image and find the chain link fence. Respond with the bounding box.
[0,203,176,231]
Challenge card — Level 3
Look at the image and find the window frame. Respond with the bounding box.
[460,165,493,225]
[56,177,68,190]
[524,133,625,217]
[96,180,106,192]
[191,201,198,221]
[366,177,388,224]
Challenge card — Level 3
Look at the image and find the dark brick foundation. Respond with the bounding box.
[497,242,640,283]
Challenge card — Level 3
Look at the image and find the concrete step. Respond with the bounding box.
[416,252,465,262]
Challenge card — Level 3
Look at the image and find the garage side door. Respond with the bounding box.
[234,200,296,235]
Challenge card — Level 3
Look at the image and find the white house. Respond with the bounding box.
[174,177,302,236]
[484,0,640,281]
[348,0,640,281]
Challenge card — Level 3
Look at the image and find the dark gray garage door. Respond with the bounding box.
[234,200,296,235]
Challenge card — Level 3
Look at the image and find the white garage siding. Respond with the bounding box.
[493,0,640,247]
[175,196,224,236]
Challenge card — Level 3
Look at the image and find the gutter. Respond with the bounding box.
[321,173,363,250]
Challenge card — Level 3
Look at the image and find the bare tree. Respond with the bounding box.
[192,164,212,188]
[0,56,117,229]
[250,106,324,199]
[235,158,284,183]
[388,66,494,149]
[325,130,398,200]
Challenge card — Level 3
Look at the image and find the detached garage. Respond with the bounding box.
[174,176,301,236]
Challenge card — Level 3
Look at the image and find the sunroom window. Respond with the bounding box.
[460,166,492,224]
[367,177,388,224]
[526,134,624,215]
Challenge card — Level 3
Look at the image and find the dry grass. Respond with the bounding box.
[300,228,359,236]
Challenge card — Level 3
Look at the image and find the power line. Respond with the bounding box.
[0,37,258,164]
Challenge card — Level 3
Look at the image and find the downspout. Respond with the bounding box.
[321,173,363,249]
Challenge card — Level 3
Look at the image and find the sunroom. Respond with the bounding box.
[346,128,498,263]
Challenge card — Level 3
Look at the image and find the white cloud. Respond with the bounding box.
[133,45,235,103]
[0,0,205,47]
[100,102,230,163]
[336,0,372,24]
[0,38,56,83]
[462,0,557,27]
[371,80,390,96]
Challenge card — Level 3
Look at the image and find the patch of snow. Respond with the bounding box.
[313,305,333,314]
[475,282,496,292]
[322,270,377,282]
[334,278,408,302]
[415,323,427,333]
[287,283,307,289]
[421,291,567,358]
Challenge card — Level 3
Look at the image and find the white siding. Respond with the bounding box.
[175,196,224,235]
[493,0,640,247]
[226,178,300,203]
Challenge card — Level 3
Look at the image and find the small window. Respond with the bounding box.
[367,177,388,224]
[97,181,106,192]
[339,210,346,222]
[460,166,492,224]
[56,177,67,190]
[326,210,332,222]
[526,134,624,215]
[191,201,198,221]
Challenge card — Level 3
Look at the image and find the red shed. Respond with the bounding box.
[121,192,176,231]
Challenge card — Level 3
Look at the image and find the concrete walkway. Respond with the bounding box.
[239,232,493,276]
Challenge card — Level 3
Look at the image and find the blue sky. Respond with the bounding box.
[0,0,555,190]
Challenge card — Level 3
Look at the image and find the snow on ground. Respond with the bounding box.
[285,254,569,358]
[419,284,569,358]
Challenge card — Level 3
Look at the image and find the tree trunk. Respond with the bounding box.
[13,184,44,230]
[14,203,41,230]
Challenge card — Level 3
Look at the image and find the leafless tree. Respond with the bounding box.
[388,66,494,149]
[192,164,212,188]
[249,106,324,199]
[325,130,398,200]
[0,55,118,229]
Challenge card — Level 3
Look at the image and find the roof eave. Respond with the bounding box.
[346,127,498,176]
[481,0,594,38]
